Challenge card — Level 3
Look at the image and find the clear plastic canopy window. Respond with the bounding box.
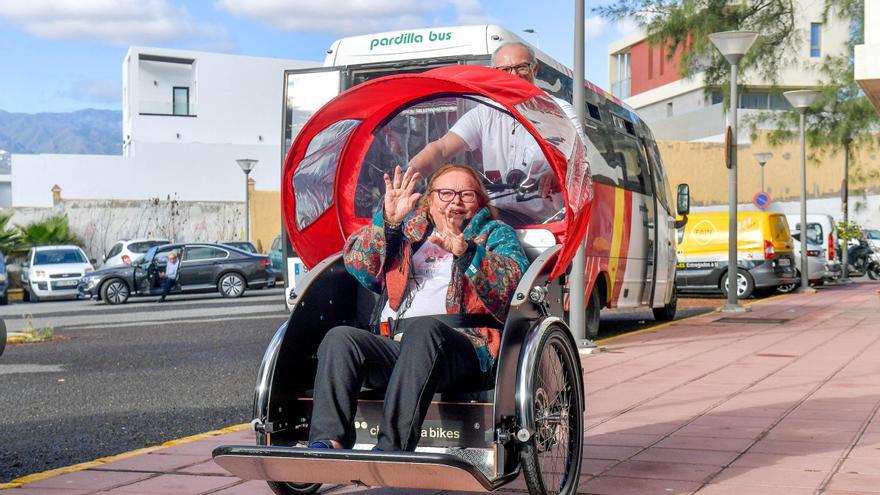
[355,95,567,228]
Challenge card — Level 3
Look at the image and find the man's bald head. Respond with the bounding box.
[491,42,537,83]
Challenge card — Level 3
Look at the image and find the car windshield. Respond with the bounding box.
[34,249,87,265]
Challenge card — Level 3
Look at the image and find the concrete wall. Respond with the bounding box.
[250,187,281,254]
[9,197,244,263]
[659,132,880,228]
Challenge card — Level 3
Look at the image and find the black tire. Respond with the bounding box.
[256,433,320,495]
[0,294,7,305]
[0,319,7,357]
[28,286,41,303]
[652,285,677,322]
[776,270,800,294]
[720,269,755,299]
[218,272,246,298]
[100,278,130,305]
[520,325,584,495]
[868,264,880,281]
[586,287,601,338]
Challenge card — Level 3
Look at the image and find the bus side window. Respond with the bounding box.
[611,132,652,195]
[643,138,672,213]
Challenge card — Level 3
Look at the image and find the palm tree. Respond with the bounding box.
[16,215,83,250]
[0,213,20,255]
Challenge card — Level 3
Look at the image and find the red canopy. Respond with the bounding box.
[282,65,592,280]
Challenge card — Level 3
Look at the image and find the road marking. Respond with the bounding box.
[0,364,65,375]
[0,423,250,489]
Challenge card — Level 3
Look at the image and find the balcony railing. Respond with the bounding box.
[139,100,197,116]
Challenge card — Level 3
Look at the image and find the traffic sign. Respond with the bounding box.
[753,192,771,209]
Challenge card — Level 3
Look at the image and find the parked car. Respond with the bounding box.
[675,212,798,299]
[0,253,8,305]
[786,213,841,283]
[776,237,826,293]
[22,245,95,302]
[104,238,169,266]
[79,243,275,304]
[219,241,259,254]
[864,228,880,250]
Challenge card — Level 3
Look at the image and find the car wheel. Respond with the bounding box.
[101,279,130,305]
[218,272,246,298]
[0,294,7,305]
[776,270,800,294]
[720,269,755,299]
[28,286,41,303]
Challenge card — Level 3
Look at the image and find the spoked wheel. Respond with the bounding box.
[520,325,584,495]
[256,433,321,495]
[219,272,246,298]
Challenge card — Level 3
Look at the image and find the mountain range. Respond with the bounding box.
[0,109,122,155]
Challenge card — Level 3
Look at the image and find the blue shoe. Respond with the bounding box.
[308,441,332,449]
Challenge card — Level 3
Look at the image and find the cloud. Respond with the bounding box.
[584,15,607,40]
[0,0,228,45]
[215,0,490,35]
[614,17,640,36]
[63,79,121,104]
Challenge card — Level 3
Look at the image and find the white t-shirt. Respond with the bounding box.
[381,238,453,320]
[448,96,580,223]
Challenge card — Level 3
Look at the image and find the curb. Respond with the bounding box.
[6,332,26,344]
[0,423,250,489]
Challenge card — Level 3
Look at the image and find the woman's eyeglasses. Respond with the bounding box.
[493,62,534,75]
[433,189,478,203]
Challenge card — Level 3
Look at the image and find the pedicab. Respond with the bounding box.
[212,65,594,495]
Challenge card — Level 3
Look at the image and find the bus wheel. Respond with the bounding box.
[586,287,601,338]
[652,286,677,322]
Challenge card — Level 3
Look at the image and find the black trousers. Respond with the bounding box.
[309,316,490,451]
[159,277,175,298]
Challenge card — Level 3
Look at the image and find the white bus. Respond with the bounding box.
[278,25,683,336]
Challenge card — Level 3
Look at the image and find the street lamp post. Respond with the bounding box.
[753,152,773,192]
[709,31,759,312]
[236,159,258,243]
[783,90,821,294]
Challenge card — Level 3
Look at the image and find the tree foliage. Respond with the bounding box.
[594,0,799,91]
[0,213,20,255]
[16,215,83,251]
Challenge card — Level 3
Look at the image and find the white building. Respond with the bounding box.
[607,1,851,142]
[855,0,880,113]
[11,47,317,207]
[0,150,11,207]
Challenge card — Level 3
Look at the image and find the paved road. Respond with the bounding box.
[0,288,721,483]
[0,289,288,483]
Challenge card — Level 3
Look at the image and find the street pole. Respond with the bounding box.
[841,139,850,282]
[797,112,813,292]
[245,171,251,242]
[753,152,772,195]
[726,61,740,309]
[783,90,820,294]
[236,158,259,243]
[571,0,592,348]
[709,31,758,313]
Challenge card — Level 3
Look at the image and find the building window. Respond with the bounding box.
[666,101,674,117]
[810,23,822,57]
[613,52,631,99]
[173,87,189,116]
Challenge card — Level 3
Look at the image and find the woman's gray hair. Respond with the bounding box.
[491,42,537,66]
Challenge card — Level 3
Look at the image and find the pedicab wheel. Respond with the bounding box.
[520,325,584,495]
[256,433,321,495]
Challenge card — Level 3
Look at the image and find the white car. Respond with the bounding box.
[103,238,169,266]
[22,245,95,302]
[865,229,880,250]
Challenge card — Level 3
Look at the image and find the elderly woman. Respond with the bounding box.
[308,164,529,452]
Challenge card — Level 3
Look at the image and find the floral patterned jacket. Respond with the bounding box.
[343,207,529,371]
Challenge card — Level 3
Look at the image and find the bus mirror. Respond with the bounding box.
[677,184,690,216]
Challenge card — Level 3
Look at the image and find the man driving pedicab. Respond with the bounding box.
[307,164,528,452]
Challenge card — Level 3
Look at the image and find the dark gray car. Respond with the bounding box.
[78,243,275,304]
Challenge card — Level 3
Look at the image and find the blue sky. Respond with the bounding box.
[0,0,636,113]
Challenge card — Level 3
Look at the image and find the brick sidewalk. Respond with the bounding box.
[3,281,879,495]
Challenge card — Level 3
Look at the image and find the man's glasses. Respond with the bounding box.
[433,189,478,203]
[493,62,534,75]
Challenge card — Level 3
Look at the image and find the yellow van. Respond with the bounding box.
[676,212,798,298]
